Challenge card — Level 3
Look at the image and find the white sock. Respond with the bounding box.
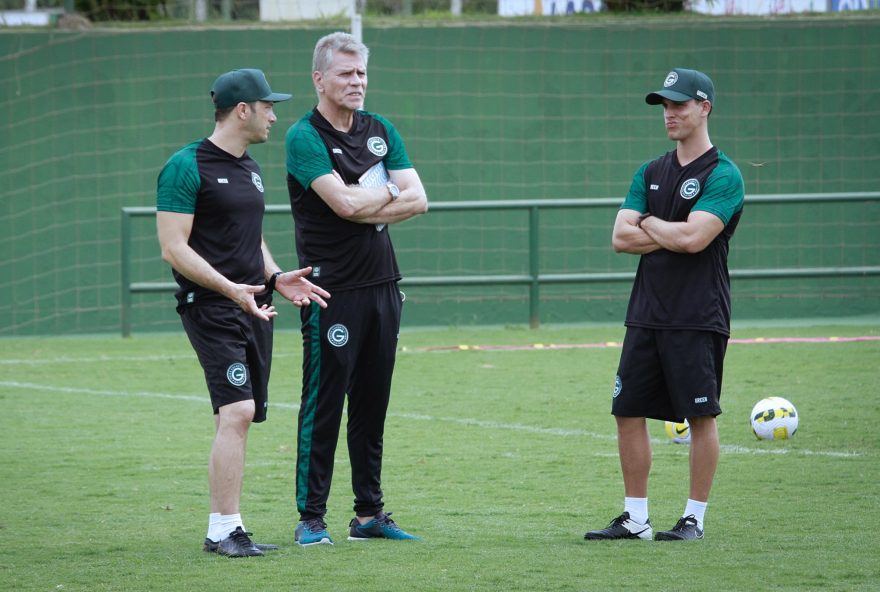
[206,512,223,542]
[684,499,708,530]
[624,497,649,524]
[212,513,244,541]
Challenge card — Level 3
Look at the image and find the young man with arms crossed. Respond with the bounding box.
[585,68,744,542]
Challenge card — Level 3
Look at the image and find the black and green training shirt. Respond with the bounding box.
[285,108,413,291]
[156,138,269,310]
[621,146,745,335]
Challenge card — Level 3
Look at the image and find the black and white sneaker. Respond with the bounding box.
[584,512,653,540]
[655,515,703,540]
[203,527,276,557]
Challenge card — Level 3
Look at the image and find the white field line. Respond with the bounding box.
[2,334,878,365]
[0,352,299,365]
[1,380,864,459]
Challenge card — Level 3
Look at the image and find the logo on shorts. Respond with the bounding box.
[613,375,622,398]
[327,324,349,347]
[251,172,264,193]
[695,396,708,404]
[367,136,388,157]
[680,178,700,199]
[226,362,247,387]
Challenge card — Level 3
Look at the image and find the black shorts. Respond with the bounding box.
[180,304,273,423]
[612,326,727,422]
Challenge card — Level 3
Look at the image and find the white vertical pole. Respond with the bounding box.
[451,0,462,15]
[194,0,207,22]
[351,0,362,43]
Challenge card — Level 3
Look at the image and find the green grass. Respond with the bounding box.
[2,322,879,591]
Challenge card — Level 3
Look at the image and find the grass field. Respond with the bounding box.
[2,321,879,591]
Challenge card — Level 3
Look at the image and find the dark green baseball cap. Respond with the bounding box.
[210,68,292,109]
[646,68,715,105]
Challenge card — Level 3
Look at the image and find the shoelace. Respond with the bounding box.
[375,512,401,530]
[228,528,255,543]
[673,515,698,531]
[304,518,328,532]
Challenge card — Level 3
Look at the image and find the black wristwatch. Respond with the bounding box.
[266,271,283,292]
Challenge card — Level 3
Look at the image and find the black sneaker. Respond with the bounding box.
[584,512,653,540]
[203,527,274,557]
[655,515,703,540]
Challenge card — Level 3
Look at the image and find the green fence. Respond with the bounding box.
[120,192,880,336]
[3,18,880,335]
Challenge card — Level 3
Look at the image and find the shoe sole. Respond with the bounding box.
[348,535,419,541]
[295,538,334,546]
[584,528,653,541]
[584,534,653,540]
[204,544,267,556]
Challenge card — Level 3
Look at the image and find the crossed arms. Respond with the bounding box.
[611,208,725,255]
[309,167,428,224]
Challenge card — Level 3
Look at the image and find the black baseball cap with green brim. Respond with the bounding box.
[211,68,292,109]
[645,68,715,105]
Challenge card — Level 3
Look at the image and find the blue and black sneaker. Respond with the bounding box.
[295,517,334,546]
[348,512,420,541]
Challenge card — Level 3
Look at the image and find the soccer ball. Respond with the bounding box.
[750,397,798,440]
[664,419,690,444]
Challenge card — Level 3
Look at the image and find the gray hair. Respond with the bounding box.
[312,32,369,74]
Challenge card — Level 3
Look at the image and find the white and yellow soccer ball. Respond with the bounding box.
[664,419,691,444]
[750,396,799,440]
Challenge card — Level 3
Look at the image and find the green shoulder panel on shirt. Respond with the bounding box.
[692,150,745,225]
[620,160,651,212]
[368,111,413,171]
[157,141,201,214]
[286,113,333,190]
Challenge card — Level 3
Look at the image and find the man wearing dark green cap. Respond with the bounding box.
[157,68,330,557]
[585,68,744,542]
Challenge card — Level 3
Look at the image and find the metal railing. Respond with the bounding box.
[121,192,880,336]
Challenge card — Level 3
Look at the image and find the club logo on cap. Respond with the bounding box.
[664,71,678,87]
[251,172,264,193]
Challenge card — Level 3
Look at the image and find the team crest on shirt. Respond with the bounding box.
[680,178,700,199]
[227,362,247,387]
[367,136,388,157]
[327,324,349,347]
[251,172,264,193]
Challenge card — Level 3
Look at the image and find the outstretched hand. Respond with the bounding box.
[231,284,278,321]
[274,267,331,309]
